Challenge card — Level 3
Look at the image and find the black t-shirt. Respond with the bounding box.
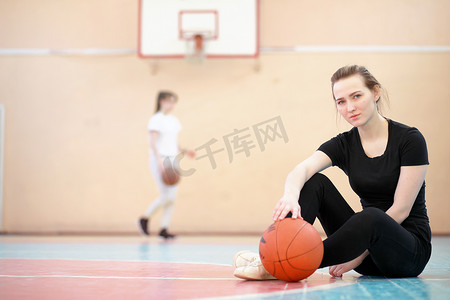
[317,118,431,244]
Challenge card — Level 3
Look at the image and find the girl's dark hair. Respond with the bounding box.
[155,91,178,113]
[331,65,389,114]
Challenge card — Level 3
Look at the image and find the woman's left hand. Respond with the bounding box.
[329,251,367,277]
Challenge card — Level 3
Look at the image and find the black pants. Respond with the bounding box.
[287,173,431,277]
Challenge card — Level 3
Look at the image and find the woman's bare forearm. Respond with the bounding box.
[283,163,308,199]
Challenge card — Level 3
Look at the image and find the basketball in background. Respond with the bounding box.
[259,218,324,282]
[162,166,180,185]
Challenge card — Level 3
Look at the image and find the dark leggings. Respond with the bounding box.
[287,173,430,277]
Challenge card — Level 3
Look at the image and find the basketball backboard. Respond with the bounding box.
[138,0,260,59]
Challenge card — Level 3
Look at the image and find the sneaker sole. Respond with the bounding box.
[233,271,277,281]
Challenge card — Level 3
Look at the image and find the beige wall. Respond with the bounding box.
[1,0,449,234]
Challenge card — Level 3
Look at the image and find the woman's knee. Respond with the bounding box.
[350,207,390,234]
[302,173,331,192]
[359,207,387,222]
[299,173,333,202]
[308,172,329,183]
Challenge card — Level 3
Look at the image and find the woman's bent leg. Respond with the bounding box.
[320,207,427,277]
[296,174,426,276]
[293,173,355,236]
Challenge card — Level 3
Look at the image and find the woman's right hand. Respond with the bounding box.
[272,194,302,221]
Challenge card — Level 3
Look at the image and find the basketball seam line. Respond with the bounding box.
[286,241,324,262]
[285,242,324,271]
[285,221,307,259]
[282,221,308,279]
[276,220,307,281]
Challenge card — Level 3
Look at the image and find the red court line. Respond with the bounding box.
[0,259,344,300]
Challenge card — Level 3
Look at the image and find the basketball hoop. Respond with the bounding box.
[139,2,259,60]
[178,10,218,64]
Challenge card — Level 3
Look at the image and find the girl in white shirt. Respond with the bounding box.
[138,91,196,238]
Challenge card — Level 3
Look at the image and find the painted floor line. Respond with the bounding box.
[0,274,240,281]
[0,258,232,267]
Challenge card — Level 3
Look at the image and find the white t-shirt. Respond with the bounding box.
[147,111,182,156]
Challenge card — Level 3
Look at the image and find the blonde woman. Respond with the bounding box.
[234,65,431,279]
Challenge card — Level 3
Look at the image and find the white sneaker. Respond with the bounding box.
[233,258,277,280]
[233,250,260,268]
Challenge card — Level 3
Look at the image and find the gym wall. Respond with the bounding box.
[0,0,449,234]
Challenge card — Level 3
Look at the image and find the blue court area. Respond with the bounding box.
[0,235,449,299]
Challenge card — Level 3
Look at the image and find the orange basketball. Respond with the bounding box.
[162,166,180,185]
[259,218,324,282]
